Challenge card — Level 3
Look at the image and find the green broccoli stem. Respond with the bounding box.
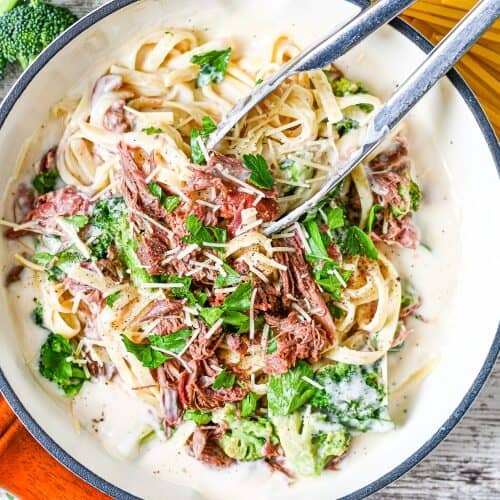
[0,0,20,15]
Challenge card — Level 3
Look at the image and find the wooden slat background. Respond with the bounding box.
[0,0,498,498]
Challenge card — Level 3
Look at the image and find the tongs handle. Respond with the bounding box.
[264,0,500,236]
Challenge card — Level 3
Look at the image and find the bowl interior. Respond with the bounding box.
[0,0,498,498]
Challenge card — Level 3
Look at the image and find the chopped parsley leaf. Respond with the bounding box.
[147,182,180,212]
[142,126,163,135]
[212,368,236,389]
[32,301,45,328]
[105,291,121,307]
[267,361,315,415]
[215,263,241,288]
[222,281,252,311]
[32,167,59,195]
[340,226,378,260]
[366,204,384,232]
[241,392,258,417]
[121,329,192,368]
[409,180,421,211]
[63,214,89,229]
[357,103,374,113]
[183,214,227,246]
[184,409,212,425]
[190,116,216,164]
[191,48,231,87]
[242,154,275,190]
[331,77,368,97]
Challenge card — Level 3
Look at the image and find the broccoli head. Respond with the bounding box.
[212,404,278,462]
[0,0,77,78]
[90,197,152,284]
[312,361,394,432]
[271,410,350,476]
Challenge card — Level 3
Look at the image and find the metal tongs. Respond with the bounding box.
[206,0,499,236]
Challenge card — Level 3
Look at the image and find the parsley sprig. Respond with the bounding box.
[242,154,275,190]
[191,48,231,87]
[183,214,227,247]
[121,329,192,368]
[190,115,217,164]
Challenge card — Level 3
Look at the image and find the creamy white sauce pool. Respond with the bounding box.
[3,1,462,497]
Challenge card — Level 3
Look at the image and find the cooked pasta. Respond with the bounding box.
[2,28,424,479]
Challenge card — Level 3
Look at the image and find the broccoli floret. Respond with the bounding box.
[91,197,152,284]
[330,77,368,97]
[279,156,313,195]
[31,300,44,327]
[212,404,278,462]
[0,0,77,79]
[312,362,394,432]
[39,333,88,396]
[271,410,350,476]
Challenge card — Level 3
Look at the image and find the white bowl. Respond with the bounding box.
[0,0,498,498]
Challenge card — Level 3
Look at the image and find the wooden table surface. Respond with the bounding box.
[0,1,499,498]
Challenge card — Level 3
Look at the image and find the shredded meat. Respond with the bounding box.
[4,183,34,239]
[276,235,336,341]
[118,142,219,280]
[226,334,248,355]
[39,146,57,173]
[5,265,24,286]
[82,344,116,381]
[138,299,185,322]
[253,281,281,312]
[103,100,130,133]
[63,278,103,315]
[370,136,410,172]
[264,311,331,374]
[399,297,421,319]
[186,152,280,237]
[368,136,418,249]
[119,142,170,221]
[377,215,418,249]
[22,185,90,231]
[189,323,223,360]
[266,459,296,482]
[262,437,280,458]
[157,365,181,427]
[186,425,234,468]
[178,359,247,410]
[391,322,411,349]
[12,183,35,223]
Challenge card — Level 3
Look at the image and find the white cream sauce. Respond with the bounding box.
[3,1,462,497]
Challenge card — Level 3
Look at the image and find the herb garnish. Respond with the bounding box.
[212,368,236,389]
[242,154,275,190]
[121,329,192,369]
[191,48,231,87]
[32,167,59,195]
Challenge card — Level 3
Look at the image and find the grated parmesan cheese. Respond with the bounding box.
[176,243,199,260]
[292,302,313,322]
[302,376,324,390]
[204,318,223,339]
[294,222,311,253]
[139,283,185,289]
